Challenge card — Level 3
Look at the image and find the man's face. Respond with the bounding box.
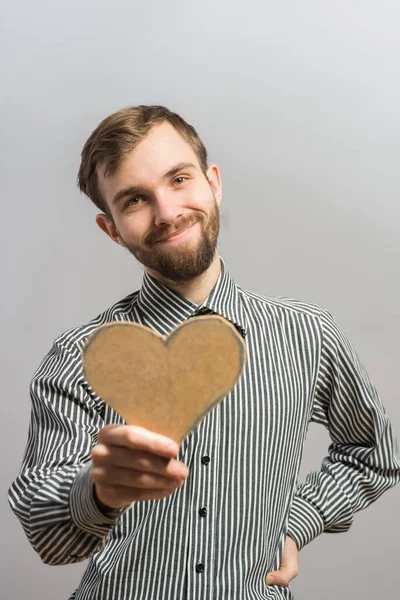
[96,122,222,283]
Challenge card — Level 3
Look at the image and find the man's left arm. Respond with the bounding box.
[286,308,400,552]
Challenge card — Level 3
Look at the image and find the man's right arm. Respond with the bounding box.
[8,336,188,565]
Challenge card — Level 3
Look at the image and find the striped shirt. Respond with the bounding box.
[9,257,400,600]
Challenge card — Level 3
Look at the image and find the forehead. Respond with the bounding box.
[129,121,198,166]
[98,122,200,195]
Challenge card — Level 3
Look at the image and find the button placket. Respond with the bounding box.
[188,413,220,597]
[194,456,209,577]
[190,447,212,587]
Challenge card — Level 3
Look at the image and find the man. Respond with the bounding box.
[9,105,400,600]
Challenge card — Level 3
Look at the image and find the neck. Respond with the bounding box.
[145,253,222,305]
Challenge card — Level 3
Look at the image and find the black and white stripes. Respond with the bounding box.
[8,257,400,599]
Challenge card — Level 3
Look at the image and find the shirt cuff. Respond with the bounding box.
[286,495,325,550]
[70,463,127,537]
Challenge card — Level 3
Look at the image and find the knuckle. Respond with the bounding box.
[126,426,138,446]
[132,472,149,487]
[91,445,110,465]
[135,455,152,471]
[91,444,101,457]
[98,425,113,441]
[92,467,106,483]
[143,472,166,488]
[169,458,183,474]
[91,446,103,462]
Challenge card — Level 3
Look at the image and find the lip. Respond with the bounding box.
[156,222,196,244]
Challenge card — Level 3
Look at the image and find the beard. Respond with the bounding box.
[119,195,220,283]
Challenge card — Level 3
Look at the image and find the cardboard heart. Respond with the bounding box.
[82,315,246,442]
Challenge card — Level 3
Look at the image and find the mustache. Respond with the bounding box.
[145,213,202,245]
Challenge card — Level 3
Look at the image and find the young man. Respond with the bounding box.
[9,105,400,600]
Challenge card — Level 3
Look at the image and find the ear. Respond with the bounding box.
[206,164,222,206]
[95,213,125,247]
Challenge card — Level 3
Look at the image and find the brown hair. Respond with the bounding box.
[77,105,209,214]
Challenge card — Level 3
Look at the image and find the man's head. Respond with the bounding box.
[77,105,222,283]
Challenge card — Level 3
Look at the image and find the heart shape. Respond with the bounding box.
[82,315,246,442]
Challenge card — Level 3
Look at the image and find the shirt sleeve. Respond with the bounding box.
[287,309,400,550]
[8,335,128,565]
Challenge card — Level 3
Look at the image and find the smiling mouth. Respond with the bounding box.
[155,222,196,244]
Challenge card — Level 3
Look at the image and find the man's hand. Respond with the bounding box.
[266,535,299,586]
[91,424,189,509]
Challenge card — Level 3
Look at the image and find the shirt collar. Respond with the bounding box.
[137,256,247,338]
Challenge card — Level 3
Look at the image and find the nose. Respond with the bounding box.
[153,193,184,227]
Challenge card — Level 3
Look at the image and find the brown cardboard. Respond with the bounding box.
[82,315,247,443]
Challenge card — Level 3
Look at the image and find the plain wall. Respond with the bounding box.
[1,1,399,598]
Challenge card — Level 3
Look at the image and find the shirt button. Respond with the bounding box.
[196,562,205,573]
[199,506,208,517]
[201,455,210,465]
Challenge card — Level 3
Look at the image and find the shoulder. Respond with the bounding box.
[51,290,141,358]
[238,286,325,320]
[237,287,349,355]
[237,288,342,356]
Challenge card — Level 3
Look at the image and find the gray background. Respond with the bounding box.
[1,1,399,598]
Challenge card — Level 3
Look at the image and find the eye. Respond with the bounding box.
[173,176,187,185]
[124,196,144,209]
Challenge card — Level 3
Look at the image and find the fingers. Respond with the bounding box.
[91,444,188,480]
[98,425,180,458]
[91,425,189,509]
[92,464,186,490]
[94,483,181,508]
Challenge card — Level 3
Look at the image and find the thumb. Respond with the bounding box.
[266,566,296,587]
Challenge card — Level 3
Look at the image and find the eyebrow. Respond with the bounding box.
[111,161,198,206]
